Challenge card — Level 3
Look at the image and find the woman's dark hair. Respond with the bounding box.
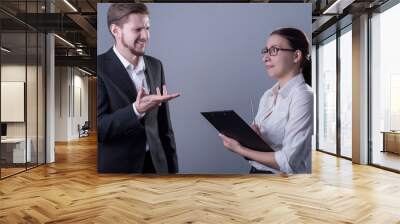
[270,27,312,86]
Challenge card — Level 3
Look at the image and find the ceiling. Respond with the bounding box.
[0,0,392,74]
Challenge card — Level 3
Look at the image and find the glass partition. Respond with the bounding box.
[1,30,28,177]
[0,0,46,179]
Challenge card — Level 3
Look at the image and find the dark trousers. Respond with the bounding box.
[249,166,273,174]
[143,151,156,173]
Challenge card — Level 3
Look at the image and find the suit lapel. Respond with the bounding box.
[103,48,137,102]
[143,56,156,94]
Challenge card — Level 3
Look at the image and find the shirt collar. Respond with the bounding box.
[270,73,305,98]
[113,45,145,73]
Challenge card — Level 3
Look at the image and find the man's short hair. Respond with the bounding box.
[107,3,149,31]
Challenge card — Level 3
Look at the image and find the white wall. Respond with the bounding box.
[73,73,89,138]
[55,66,69,141]
[54,67,89,141]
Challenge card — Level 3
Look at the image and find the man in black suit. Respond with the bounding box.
[97,3,180,174]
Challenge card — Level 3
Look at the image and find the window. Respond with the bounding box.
[317,35,337,154]
[370,2,400,171]
[339,27,352,158]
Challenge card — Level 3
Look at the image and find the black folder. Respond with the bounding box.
[201,110,273,152]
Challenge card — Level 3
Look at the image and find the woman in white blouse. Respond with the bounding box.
[219,27,313,174]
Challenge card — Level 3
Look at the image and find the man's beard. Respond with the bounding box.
[122,34,145,57]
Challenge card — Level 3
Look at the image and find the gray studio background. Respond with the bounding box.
[97,3,311,174]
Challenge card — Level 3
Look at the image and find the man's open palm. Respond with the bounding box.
[135,85,180,114]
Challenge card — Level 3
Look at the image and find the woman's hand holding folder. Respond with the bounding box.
[250,123,261,137]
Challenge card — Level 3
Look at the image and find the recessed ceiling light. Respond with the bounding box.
[63,0,78,12]
[78,67,92,76]
[54,34,75,48]
[1,47,11,53]
[323,0,354,15]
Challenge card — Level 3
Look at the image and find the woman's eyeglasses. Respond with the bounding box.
[261,46,296,56]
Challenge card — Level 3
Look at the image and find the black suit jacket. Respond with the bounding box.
[97,48,178,174]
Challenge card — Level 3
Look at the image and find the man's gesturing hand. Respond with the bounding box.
[135,85,180,114]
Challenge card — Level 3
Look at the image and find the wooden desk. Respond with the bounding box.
[1,138,32,163]
[381,131,400,154]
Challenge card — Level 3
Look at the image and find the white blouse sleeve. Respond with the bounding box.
[274,88,314,173]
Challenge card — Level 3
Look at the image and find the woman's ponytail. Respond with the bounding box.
[302,57,312,86]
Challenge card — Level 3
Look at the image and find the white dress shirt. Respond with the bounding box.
[113,46,149,151]
[250,74,313,174]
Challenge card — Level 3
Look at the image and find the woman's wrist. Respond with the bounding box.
[237,145,249,156]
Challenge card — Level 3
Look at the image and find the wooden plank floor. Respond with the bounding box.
[1,134,400,223]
